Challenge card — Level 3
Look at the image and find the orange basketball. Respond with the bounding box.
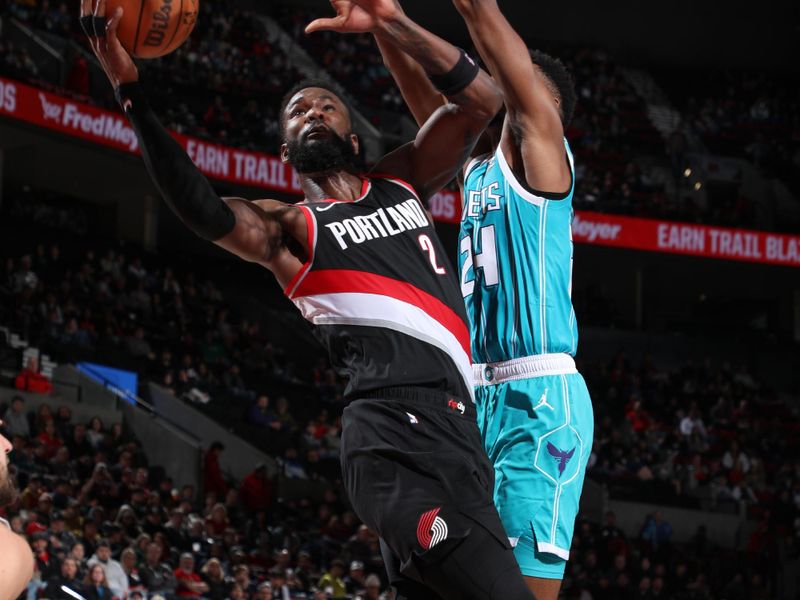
[108,0,199,59]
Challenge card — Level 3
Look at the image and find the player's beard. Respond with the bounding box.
[286,130,357,174]
[0,463,18,507]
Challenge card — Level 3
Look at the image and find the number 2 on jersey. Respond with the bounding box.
[460,225,498,297]
[418,234,446,275]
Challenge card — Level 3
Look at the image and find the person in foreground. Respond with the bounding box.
[375,0,594,596]
[0,421,35,600]
[81,0,536,596]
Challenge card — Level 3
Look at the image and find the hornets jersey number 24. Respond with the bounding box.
[459,141,578,364]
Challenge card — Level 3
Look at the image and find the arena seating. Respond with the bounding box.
[1,1,798,597]
[2,0,797,231]
[1,191,797,598]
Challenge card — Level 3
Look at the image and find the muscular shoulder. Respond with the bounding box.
[0,527,34,599]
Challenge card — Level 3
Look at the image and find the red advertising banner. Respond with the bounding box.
[2,77,797,266]
[572,211,800,267]
[0,76,302,194]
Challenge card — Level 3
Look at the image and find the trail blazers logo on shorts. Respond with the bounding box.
[416,507,448,549]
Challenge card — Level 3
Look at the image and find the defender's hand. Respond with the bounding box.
[305,0,403,35]
[81,0,138,87]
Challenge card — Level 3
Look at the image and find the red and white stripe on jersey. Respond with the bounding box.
[289,269,474,401]
[284,205,318,298]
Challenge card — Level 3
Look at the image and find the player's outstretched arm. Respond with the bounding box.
[452,0,570,194]
[307,0,502,199]
[80,0,307,273]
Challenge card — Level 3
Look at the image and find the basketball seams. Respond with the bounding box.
[162,0,184,55]
[132,0,146,56]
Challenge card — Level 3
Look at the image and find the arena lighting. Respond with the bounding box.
[694,182,703,190]
[684,167,692,177]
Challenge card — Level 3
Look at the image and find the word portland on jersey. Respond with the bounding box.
[323,198,429,250]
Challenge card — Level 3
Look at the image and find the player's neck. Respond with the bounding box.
[300,170,364,202]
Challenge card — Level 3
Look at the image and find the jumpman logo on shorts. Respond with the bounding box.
[533,388,554,411]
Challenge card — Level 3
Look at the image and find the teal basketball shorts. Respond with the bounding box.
[473,353,594,579]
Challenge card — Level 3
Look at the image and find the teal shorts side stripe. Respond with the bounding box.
[475,372,594,579]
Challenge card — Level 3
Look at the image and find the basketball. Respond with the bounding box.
[107,0,199,59]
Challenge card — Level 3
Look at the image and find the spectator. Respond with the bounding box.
[88,539,129,598]
[248,394,277,428]
[640,512,673,555]
[239,464,272,512]
[37,419,63,460]
[125,327,153,358]
[232,564,257,599]
[317,559,347,599]
[679,406,708,447]
[15,356,53,394]
[205,503,229,537]
[32,531,61,581]
[3,395,30,437]
[345,560,367,596]
[204,441,228,498]
[164,508,190,551]
[293,551,315,593]
[67,423,93,459]
[174,552,209,598]
[140,542,178,596]
[226,583,246,600]
[86,417,107,449]
[46,557,86,599]
[121,546,144,591]
[201,557,230,600]
[357,574,383,600]
[268,567,292,600]
[722,441,751,477]
[255,581,272,600]
[82,563,114,600]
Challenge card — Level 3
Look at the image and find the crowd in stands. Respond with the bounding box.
[3,0,302,152]
[585,353,799,521]
[3,0,798,231]
[0,371,794,599]
[0,182,798,597]
[0,393,397,599]
[673,70,800,191]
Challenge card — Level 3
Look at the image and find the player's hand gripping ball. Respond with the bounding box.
[82,0,198,59]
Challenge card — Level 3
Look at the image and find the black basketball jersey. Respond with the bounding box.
[284,175,473,402]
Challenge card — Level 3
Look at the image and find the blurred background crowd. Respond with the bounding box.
[0,0,798,598]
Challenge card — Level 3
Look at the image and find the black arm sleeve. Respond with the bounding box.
[115,81,236,241]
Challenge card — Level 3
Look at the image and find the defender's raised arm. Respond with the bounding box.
[452,0,572,194]
[306,0,502,199]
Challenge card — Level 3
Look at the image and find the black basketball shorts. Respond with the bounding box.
[340,387,512,582]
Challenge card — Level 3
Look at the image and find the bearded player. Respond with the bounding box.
[0,422,35,599]
[377,0,594,597]
[81,0,540,596]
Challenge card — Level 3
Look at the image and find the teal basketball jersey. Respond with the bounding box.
[459,141,578,363]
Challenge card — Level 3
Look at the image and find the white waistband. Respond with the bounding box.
[473,353,577,385]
